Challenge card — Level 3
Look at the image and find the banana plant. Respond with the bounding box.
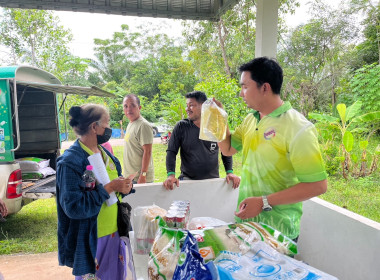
[309,101,380,178]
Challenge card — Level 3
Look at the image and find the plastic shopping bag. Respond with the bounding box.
[173,231,219,280]
[148,217,186,280]
[132,205,167,254]
[199,98,228,142]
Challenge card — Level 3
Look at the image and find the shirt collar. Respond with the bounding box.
[79,140,108,165]
[252,101,292,121]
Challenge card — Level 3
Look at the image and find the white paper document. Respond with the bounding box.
[88,153,118,206]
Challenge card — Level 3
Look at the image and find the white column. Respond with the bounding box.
[255,0,279,58]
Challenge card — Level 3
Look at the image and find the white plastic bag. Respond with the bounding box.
[199,98,228,142]
[132,205,167,254]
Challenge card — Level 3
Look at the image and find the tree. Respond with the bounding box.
[0,8,87,82]
[279,0,358,114]
[349,0,380,66]
[182,0,300,79]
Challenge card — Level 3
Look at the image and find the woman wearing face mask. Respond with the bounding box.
[56,104,134,279]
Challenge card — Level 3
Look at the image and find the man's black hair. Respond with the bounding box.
[239,57,283,94]
[185,91,208,103]
[124,94,140,106]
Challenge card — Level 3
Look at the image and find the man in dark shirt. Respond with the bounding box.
[163,91,240,190]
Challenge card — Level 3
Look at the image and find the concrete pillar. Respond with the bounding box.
[255,0,279,58]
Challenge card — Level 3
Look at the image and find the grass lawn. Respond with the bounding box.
[0,143,379,255]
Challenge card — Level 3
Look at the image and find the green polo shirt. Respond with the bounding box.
[231,102,327,239]
[79,141,120,238]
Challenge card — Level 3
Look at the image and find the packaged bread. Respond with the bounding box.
[199,99,228,142]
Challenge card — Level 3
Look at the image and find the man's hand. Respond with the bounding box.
[0,199,8,217]
[235,197,263,220]
[137,174,146,184]
[226,173,240,189]
[212,97,224,109]
[163,175,179,190]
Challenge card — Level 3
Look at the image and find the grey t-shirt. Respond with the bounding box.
[123,116,154,182]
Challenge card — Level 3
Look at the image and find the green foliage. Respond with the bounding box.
[194,72,249,129]
[348,0,380,67]
[0,198,58,254]
[349,63,380,112]
[309,101,380,178]
[279,0,358,115]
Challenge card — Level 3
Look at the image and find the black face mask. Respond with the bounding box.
[97,127,112,144]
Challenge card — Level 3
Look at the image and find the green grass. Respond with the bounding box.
[0,143,379,255]
[0,198,58,254]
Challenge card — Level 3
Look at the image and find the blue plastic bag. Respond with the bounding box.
[173,231,220,280]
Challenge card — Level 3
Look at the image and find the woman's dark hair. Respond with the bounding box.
[239,57,283,94]
[185,91,207,104]
[69,104,108,136]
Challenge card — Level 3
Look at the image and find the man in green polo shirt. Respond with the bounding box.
[217,57,328,240]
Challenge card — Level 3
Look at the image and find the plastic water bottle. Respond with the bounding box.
[82,165,96,190]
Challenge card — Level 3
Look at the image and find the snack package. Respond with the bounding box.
[191,221,297,262]
[132,205,167,254]
[188,216,230,230]
[148,217,186,280]
[199,98,228,142]
[214,241,338,280]
[173,231,219,280]
[21,167,56,180]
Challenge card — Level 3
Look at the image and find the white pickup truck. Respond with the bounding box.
[0,66,113,216]
[126,178,380,280]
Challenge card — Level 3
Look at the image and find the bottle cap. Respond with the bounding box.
[86,165,93,171]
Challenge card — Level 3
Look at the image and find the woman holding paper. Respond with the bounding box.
[56,104,135,279]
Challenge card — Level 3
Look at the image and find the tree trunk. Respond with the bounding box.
[217,19,232,78]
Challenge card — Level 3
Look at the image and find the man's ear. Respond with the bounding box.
[263,82,272,92]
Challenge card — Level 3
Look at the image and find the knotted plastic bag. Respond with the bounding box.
[199,99,228,142]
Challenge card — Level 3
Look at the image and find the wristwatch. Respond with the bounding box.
[262,196,272,211]
[141,172,147,177]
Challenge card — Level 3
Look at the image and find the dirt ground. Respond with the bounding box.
[0,252,73,280]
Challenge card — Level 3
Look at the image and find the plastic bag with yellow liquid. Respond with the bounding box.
[199,99,228,142]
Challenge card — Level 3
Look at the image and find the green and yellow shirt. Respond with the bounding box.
[79,141,120,238]
[231,102,327,239]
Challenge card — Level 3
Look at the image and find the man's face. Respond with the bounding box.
[186,98,202,122]
[239,71,263,110]
[123,97,141,122]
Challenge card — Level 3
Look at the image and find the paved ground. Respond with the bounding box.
[0,137,161,280]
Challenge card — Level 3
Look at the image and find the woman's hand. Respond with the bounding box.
[104,176,133,195]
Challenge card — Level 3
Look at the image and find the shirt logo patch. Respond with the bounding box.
[264,127,276,140]
[210,143,217,151]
